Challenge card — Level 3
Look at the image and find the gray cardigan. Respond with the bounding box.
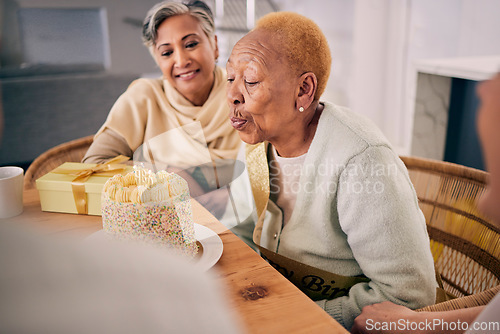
[222,102,436,329]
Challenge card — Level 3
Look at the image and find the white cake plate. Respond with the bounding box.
[85,223,223,271]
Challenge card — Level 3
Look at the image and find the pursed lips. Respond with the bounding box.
[230,114,248,130]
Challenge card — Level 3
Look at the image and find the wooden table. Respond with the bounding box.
[2,189,348,334]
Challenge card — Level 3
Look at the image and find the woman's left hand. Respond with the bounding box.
[351,302,422,334]
[196,187,230,219]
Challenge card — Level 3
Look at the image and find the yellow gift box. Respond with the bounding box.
[36,157,133,216]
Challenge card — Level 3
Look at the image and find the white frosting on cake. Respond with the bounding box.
[101,167,197,258]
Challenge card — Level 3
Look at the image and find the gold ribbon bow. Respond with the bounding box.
[53,155,130,214]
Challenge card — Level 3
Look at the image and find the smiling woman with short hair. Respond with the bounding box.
[82,1,240,215]
[83,0,239,180]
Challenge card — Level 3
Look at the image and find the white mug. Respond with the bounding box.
[0,166,24,219]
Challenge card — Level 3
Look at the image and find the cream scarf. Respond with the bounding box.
[98,66,240,169]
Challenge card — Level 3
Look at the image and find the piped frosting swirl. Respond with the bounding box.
[103,166,188,203]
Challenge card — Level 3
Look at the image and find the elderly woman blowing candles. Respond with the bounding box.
[224,12,436,330]
[83,1,240,206]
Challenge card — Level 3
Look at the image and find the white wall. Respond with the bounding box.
[415,0,500,58]
[350,0,411,153]
[273,0,354,107]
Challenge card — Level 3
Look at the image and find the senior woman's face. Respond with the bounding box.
[226,30,299,145]
[154,14,218,106]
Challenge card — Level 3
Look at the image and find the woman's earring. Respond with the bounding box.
[299,107,304,112]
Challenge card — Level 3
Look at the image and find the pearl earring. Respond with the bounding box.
[299,107,304,112]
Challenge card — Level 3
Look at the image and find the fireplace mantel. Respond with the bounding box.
[410,56,500,165]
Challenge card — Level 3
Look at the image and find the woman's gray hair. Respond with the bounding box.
[142,0,215,53]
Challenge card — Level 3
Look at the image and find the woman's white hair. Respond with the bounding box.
[142,1,216,57]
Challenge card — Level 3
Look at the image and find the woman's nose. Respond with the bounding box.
[174,49,191,68]
[227,82,244,105]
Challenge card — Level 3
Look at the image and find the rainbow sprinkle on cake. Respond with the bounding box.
[101,167,198,258]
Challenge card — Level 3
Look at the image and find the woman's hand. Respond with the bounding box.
[351,302,424,334]
[195,187,230,219]
[168,167,230,219]
[351,301,484,334]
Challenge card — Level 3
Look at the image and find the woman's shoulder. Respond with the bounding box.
[113,77,165,106]
[311,102,397,165]
[126,77,164,93]
[321,102,391,148]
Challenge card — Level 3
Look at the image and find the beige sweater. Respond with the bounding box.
[83,66,240,168]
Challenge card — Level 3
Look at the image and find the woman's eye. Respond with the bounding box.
[162,50,173,57]
[245,81,258,86]
[186,41,199,48]
[227,78,234,83]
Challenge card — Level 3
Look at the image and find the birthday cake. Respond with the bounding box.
[101,167,198,258]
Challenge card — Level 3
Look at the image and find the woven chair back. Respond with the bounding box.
[24,135,94,190]
[400,156,500,300]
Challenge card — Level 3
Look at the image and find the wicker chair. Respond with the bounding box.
[400,156,500,312]
[24,135,94,190]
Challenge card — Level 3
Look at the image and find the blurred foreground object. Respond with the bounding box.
[0,223,242,334]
